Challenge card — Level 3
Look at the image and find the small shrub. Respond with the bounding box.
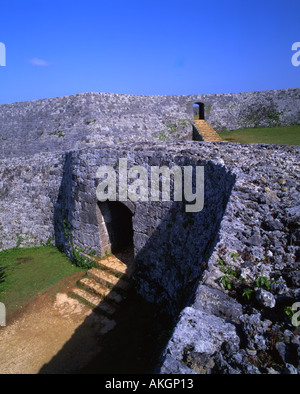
[72,247,97,270]
[242,288,254,301]
[86,119,97,125]
[220,275,233,290]
[255,276,271,291]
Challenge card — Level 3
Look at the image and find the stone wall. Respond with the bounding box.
[0,88,299,160]
[0,152,64,250]
[0,93,193,159]
[156,141,300,374]
[53,144,235,315]
[190,88,300,131]
[0,140,299,373]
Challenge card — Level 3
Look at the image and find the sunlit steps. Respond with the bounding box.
[72,287,117,316]
[193,120,223,142]
[87,267,131,292]
[70,252,133,322]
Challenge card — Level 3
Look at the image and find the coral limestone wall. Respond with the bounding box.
[0,88,299,160]
[191,88,300,131]
[0,92,193,159]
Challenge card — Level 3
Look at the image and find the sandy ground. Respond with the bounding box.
[0,274,114,374]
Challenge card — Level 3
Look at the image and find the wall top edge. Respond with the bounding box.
[0,88,299,107]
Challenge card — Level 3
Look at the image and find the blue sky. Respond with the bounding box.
[0,0,299,104]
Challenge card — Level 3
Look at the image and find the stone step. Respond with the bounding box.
[72,288,117,316]
[193,120,223,142]
[80,277,125,304]
[97,256,127,274]
[82,253,134,277]
[87,267,131,292]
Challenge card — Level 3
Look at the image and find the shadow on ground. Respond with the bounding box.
[39,285,174,374]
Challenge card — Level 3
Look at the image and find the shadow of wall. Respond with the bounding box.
[132,158,236,317]
[54,151,76,258]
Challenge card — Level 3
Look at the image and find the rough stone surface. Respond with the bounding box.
[0,89,299,160]
[255,288,276,308]
[193,284,243,323]
[160,307,239,374]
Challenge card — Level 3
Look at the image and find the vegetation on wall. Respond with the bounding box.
[238,101,282,129]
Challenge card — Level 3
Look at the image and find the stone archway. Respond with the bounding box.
[96,201,134,257]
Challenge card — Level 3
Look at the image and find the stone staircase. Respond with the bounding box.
[193,120,223,142]
[71,249,135,325]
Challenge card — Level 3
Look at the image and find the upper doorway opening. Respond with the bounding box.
[193,103,205,120]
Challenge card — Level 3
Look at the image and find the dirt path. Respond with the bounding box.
[0,273,113,374]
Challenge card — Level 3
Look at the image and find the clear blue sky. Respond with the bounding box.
[0,0,299,104]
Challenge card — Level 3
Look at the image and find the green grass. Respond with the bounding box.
[0,246,86,317]
[219,124,300,145]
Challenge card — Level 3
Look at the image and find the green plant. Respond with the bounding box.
[86,119,96,124]
[239,102,282,129]
[178,118,192,127]
[229,252,238,260]
[62,218,71,241]
[220,275,233,290]
[157,131,167,141]
[50,129,65,138]
[15,233,24,248]
[41,236,54,247]
[242,288,254,301]
[166,123,177,133]
[220,265,238,277]
[88,249,97,257]
[72,247,97,269]
[218,258,240,277]
[284,306,300,327]
[285,306,293,320]
[255,276,271,291]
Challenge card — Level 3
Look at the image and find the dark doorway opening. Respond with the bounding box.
[193,102,205,120]
[97,201,134,255]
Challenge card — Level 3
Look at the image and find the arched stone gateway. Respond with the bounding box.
[97,201,134,256]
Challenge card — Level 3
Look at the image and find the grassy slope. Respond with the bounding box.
[0,246,85,317]
[219,124,300,145]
